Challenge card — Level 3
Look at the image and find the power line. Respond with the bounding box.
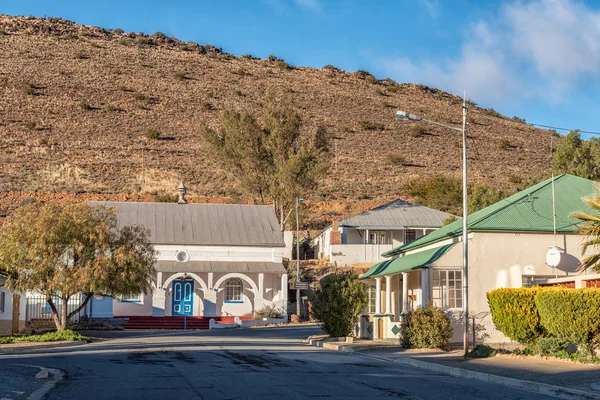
[528,123,600,136]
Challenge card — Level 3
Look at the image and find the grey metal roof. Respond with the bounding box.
[339,199,453,229]
[155,261,286,274]
[90,202,285,247]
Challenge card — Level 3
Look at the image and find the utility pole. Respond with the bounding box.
[296,197,303,318]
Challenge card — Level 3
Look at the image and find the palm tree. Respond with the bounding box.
[571,184,600,272]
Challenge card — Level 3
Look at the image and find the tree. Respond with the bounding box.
[202,102,330,230]
[311,272,368,337]
[0,201,156,330]
[571,183,600,272]
[404,176,507,216]
[553,130,600,180]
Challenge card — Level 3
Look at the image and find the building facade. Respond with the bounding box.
[313,199,453,266]
[360,174,600,343]
[84,200,289,320]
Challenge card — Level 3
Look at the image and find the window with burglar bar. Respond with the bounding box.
[432,270,462,309]
[225,278,243,302]
[367,285,377,313]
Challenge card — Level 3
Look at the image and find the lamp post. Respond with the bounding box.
[296,197,304,318]
[395,98,469,356]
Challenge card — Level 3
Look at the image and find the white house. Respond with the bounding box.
[81,194,289,325]
[313,199,453,266]
[0,273,26,335]
[360,174,600,343]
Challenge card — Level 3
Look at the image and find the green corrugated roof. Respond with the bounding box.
[0,273,6,287]
[360,243,457,279]
[383,174,596,257]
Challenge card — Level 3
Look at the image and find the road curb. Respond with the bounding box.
[0,340,87,354]
[305,338,600,400]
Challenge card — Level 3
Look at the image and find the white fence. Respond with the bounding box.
[25,293,86,325]
[330,244,394,266]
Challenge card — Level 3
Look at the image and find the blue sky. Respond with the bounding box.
[2,0,600,137]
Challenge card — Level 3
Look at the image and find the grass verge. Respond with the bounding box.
[0,329,91,344]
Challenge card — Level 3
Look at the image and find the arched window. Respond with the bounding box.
[225,278,243,302]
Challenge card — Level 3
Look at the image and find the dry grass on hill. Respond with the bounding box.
[0,15,554,230]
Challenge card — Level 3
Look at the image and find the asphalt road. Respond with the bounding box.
[0,326,555,399]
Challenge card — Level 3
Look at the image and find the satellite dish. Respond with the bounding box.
[546,247,561,268]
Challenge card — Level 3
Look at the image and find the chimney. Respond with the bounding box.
[177,182,187,204]
[330,220,342,245]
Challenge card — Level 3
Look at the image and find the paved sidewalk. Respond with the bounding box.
[304,337,600,400]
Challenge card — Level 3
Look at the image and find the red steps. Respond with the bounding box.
[120,316,253,330]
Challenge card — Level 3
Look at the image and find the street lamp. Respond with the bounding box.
[395,99,470,356]
[296,197,304,318]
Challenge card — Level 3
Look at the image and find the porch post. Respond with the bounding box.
[385,275,392,314]
[152,271,166,317]
[255,273,265,313]
[420,269,428,308]
[402,272,409,314]
[375,277,382,315]
[204,273,217,317]
[281,273,288,314]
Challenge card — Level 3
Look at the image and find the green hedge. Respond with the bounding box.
[401,303,452,349]
[311,272,368,338]
[535,288,600,356]
[487,288,546,345]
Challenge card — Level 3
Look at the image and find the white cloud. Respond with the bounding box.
[379,0,600,105]
[294,0,322,13]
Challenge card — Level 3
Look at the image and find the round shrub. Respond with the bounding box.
[487,288,546,345]
[401,303,452,349]
[311,272,368,338]
[535,288,600,356]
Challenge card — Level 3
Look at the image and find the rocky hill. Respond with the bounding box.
[0,15,555,229]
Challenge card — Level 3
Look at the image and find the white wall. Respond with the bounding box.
[432,231,595,343]
[331,244,394,266]
[154,244,283,263]
[112,292,153,317]
[283,231,294,260]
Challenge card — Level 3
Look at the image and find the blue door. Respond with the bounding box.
[172,280,194,316]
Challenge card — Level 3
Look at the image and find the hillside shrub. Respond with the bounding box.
[498,139,513,150]
[276,60,290,71]
[146,129,161,140]
[359,121,384,131]
[535,288,600,356]
[402,303,452,349]
[411,126,426,137]
[387,153,407,166]
[487,288,546,345]
[311,272,368,338]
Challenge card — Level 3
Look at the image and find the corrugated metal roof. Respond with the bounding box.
[155,261,286,274]
[339,199,453,229]
[90,202,285,247]
[360,243,457,279]
[384,174,597,257]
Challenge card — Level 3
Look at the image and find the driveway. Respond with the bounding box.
[0,326,554,399]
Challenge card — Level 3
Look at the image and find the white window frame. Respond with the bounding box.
[225,278,243,303]
[367,285,377,314]
[121,293,142,303]
[0,291,5,314]
[432,269,463,310]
